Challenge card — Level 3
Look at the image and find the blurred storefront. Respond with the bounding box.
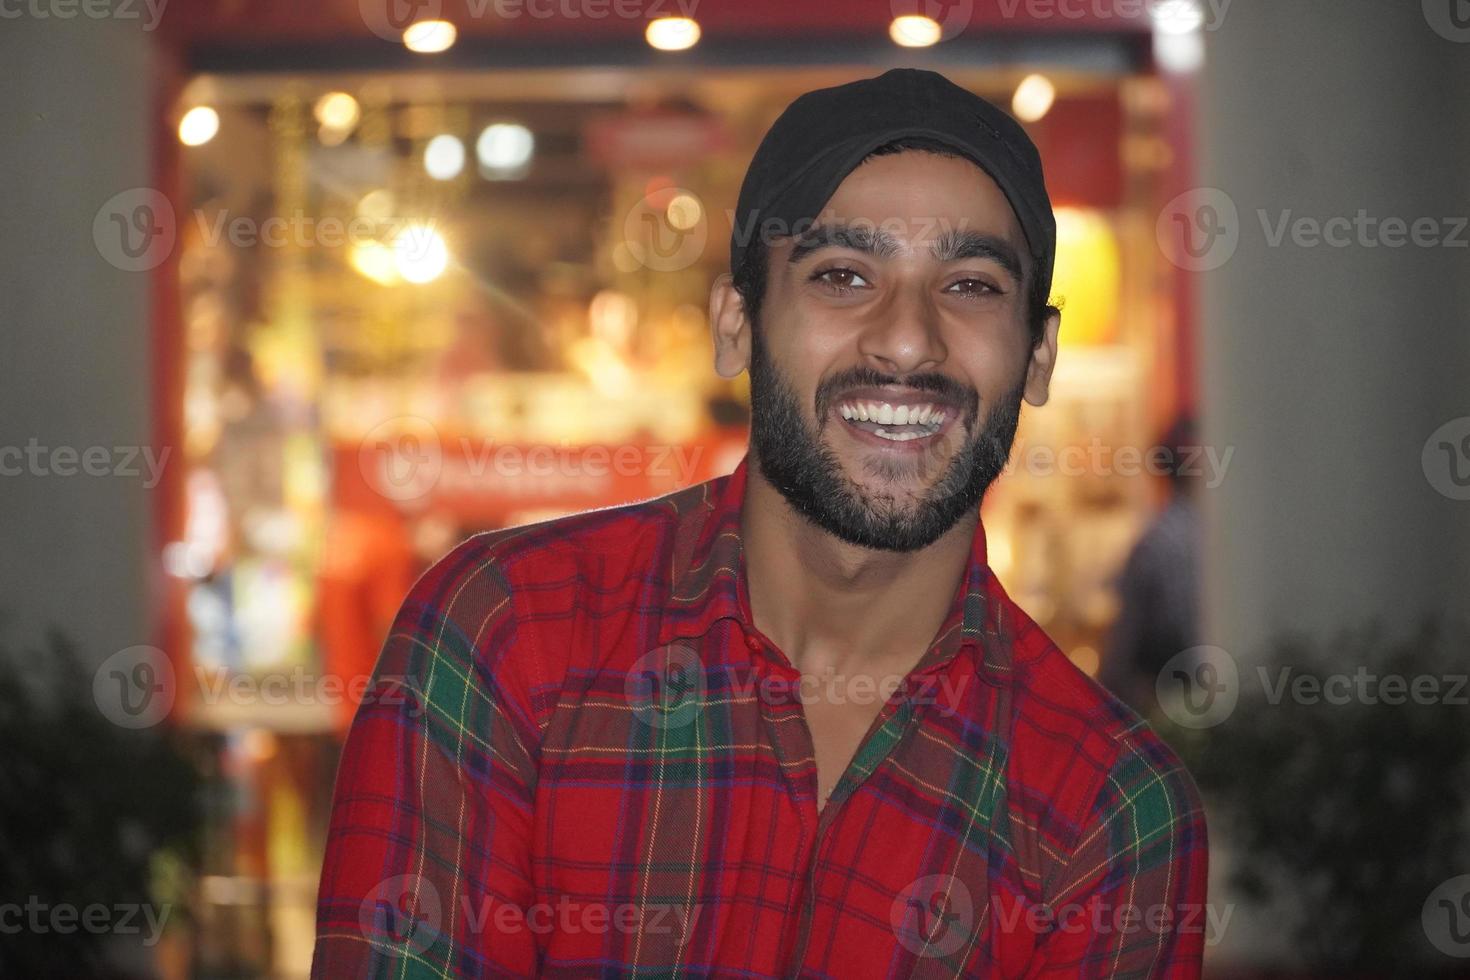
[148,4,1199,974]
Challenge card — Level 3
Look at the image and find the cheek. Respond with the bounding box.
[763,309,851,395]
[942,320,1029,387]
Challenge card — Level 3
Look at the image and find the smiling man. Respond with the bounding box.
[313,68,1209,978]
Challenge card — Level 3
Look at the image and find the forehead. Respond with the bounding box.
[812,150,1027,251]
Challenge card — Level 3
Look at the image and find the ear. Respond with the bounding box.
[709,273,753,379]
[1022,307,1062,407]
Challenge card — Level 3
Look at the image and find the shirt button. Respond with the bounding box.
[744,635,762,652]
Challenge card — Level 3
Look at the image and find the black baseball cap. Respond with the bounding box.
[729,67,1056,303]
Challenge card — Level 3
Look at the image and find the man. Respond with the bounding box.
[313,68,1209,977]
[1101,415,1204,717]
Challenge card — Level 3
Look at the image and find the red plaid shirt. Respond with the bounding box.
[313,455,1209,978]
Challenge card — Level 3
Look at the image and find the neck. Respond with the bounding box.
[740,465,978,676]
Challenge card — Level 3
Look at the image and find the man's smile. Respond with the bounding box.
[826,386,962,451]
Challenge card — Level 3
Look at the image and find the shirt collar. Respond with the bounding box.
[656,454,1009,683]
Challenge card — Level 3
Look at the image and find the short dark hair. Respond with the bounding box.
[731,136,1059,348]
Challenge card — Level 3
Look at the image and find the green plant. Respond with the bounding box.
[1158,618,1470,977]
[0,628,205,979]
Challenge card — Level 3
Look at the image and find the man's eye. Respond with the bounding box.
[811,268,869,292]
[946,278,1000,297]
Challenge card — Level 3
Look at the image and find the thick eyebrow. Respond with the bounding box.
[932,228,1025,284]
[787,223,903,264]
[787,221,1025,284]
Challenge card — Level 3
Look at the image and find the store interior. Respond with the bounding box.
[164,49,1194,977]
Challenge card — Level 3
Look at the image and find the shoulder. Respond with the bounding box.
[997,587,1206,891]
[396,479,716,684]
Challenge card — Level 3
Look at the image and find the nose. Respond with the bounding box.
[855,279,948,377]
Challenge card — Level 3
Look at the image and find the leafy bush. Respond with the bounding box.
[0,628,204,978]
[1160,618,1470,976]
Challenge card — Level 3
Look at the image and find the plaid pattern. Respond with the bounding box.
[313,455,1208,978]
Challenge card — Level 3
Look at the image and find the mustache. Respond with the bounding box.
[813,367,980,425]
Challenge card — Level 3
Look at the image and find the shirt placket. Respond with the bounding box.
[743,625,941,977]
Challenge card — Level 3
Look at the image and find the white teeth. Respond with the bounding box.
[838,399,949,432]
[873,428,921,441]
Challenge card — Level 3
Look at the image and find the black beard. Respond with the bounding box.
[747,326,1025,553]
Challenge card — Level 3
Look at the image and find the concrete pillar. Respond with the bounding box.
[1196,0,1470,967]
[1200,0,1470,657]
[0,17,157,663]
